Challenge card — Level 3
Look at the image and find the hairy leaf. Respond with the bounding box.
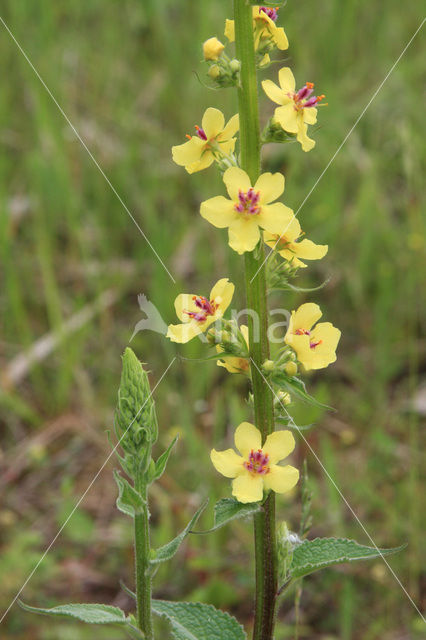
[192,498,261,534]
[290,537,406,579]
[114,470,145,517]
[19,601,128,625]
[150,500,208,565]
[152,600,246,640]
[151,435,179,482]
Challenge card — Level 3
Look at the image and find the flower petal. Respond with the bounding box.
[262,79,285,105]
[278,67,296,93]
[290,302,322,332]
[234,422,261,458]
[228,217,260,254]
[263,430,295,464]
[211,448,244,478]
[303,107,317,126]
[297,120,315,152]
[210,278,235,313]
[306,322,341,370]
[258,203,296,235]
[174,293,198,321]
[200,196,236,228]
[285,332,311,355]
[186,151,214,174]
[294,238,328,260]
[166,322,201,344]
[263,216,301,249]
[224,18,235,42]
[263,464,299,494]
[273,26,289,50]
[274,103,298,133]
[219,113,240,140]
[172,137,205,167]
[202,107,225,139]
[254,172,284,204]
[223,167,252,200]
[240,324,249,345]
[232,472,264,503]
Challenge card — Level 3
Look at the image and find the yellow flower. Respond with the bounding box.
[262,68,326,152]
[211,422,299,504]
[167,278,234,344]
[217,325,250,374]
[284,303,341,371]
[203,37,225,61]
[172,108,239,174]
[263,216,328,268]
[225,6,288,51]
[200,167,294,255]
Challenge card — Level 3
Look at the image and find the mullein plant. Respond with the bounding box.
[22,2,404,639]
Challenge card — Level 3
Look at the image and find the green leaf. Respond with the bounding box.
[192,498,261,534]
[114,470,145,517]
[290,537,406,579]
[279,376,333,411]
[152,600,246,640]
[151,435,179,482]
[19,601,128,626]
[150,500,208,565]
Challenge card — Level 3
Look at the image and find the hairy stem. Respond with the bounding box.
[134,476,153,639]
[234,2,277,639]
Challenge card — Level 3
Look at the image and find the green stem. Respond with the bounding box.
[134,476,153,639]
[234,2,277,639]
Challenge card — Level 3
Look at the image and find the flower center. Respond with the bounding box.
[295,328,310,336]
[234,188,261,216]
[244,449,270,475]
[194,125,208,141]
[309,338,322,350]
[259,6,279,21]
[290,82,326,111]
[184,296,217,323]
[295,328,322,349]
[272,233,291,250]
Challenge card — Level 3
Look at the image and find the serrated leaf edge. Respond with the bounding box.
[290,537,406,578]
[152,600,247,640]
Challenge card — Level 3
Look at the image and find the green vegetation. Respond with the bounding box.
[0,1,424,638]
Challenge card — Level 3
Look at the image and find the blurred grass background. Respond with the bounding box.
[0,1,424,638]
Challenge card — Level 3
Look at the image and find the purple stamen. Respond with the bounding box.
[234,188,261,216]
[259,6,278,22]
[195,126,208,141]
[297,85,314,100]
[244,449,270,475]
[185,296,217,323]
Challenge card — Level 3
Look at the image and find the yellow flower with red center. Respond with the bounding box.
[262,67,326,152]
[211,422,299,504]
[200,167,294,255]
[225,6,288,51]
[217,325,250,374]
[172,108,239,174]
[263,216,328,268]
[167,278,235,344]
[203,37,225,61]
[284,303,341,370]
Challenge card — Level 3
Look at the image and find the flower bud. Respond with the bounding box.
[276,391,291,406]
[203,37,225,61]
[115,348,158,471]
[262,359,275,373]
[208,64,221,80]
[229,59,241,73]
[284,361,298,376]
[276,522,302,585]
